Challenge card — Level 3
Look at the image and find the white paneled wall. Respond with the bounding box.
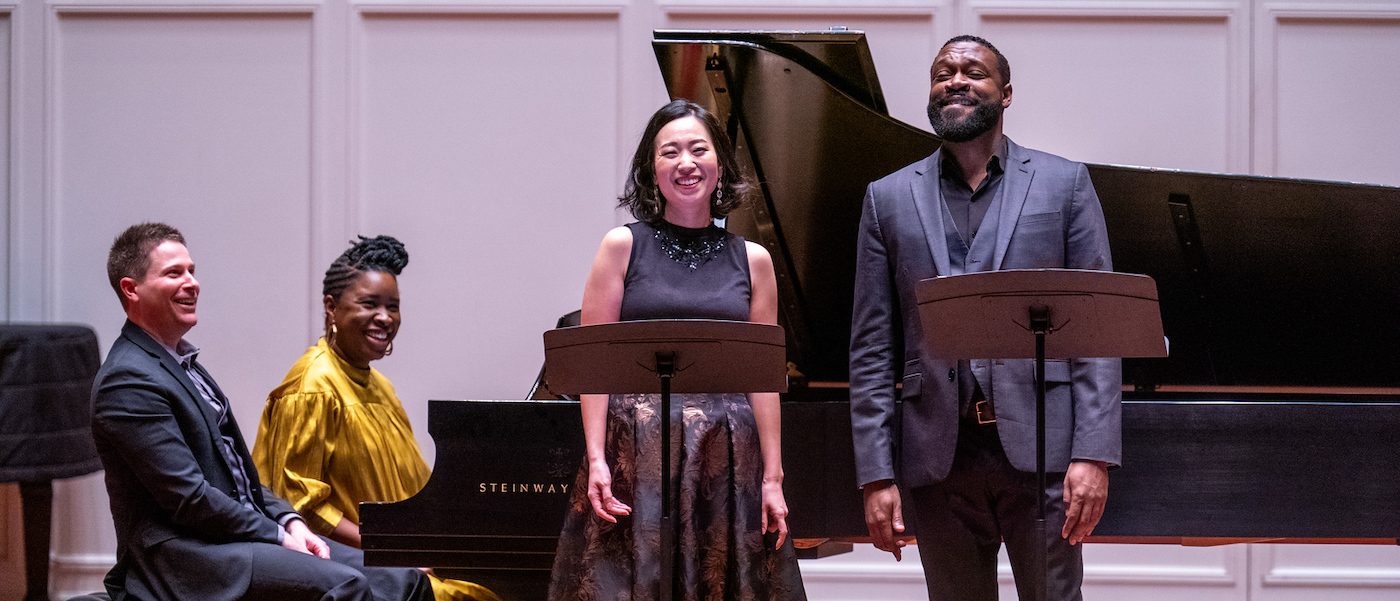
[1262,5,1400,184]
[2,1,1397,599]
[980,7,1246,173]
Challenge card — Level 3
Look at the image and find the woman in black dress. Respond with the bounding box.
[548,100,807,601]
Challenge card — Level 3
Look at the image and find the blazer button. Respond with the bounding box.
[948,369,956,382]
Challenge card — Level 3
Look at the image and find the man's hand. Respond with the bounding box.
[282,518,330,559]
[862,480,906,561]
[1062,460,1109,545]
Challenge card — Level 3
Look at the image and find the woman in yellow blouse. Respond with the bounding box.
[253,235,498,601]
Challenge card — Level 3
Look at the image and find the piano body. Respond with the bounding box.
[361,30,1400,598]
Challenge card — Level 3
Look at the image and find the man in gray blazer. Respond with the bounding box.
[91,222,432,601]
[849,36,1122,600]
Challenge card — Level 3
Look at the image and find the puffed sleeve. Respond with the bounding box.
[252,390,344,535]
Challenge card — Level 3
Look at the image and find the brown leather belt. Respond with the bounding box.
[973,399,996,424]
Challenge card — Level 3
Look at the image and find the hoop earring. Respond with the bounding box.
[328,322,338,342]
[384,340,393,356]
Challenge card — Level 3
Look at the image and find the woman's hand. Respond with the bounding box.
[760,478,789,549]
[587,459,632,522]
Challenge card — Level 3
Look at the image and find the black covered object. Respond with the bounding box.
[0,323,103,482]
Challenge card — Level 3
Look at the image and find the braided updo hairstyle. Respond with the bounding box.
[322,235,409,302]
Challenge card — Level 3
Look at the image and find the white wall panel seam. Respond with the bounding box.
[309,0,334,345]
[42,3,58,322]
[0,7,13,320]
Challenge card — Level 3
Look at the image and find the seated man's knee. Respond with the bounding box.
[324,571,374,600]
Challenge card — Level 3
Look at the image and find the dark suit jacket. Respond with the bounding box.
[849,138,1123,490]
[92,320,296,601]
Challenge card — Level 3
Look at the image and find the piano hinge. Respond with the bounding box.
[1168,192,1229,385]
[704,53,732,128]
[1168,193,1209,298]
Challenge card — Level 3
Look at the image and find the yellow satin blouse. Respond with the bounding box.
[253,339,498,601]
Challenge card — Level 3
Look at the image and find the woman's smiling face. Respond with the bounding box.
[325,270,400,369]
[653,115,722,215]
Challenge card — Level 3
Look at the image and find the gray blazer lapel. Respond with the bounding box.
[910,152,952,277]
[993,138,1034,271]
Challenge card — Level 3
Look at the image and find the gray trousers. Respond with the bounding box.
[910,419,1083,601]
[125,535,433,601]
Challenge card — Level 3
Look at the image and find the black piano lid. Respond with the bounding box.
[654,30,1400,391]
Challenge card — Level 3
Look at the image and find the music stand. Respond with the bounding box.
[543,319,787,601]
[915,269,1166,601]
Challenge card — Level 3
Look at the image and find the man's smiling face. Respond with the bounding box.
[123,240,200,346]
[927,41,1012,143]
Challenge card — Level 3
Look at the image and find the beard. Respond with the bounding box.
[927,95,1002,143]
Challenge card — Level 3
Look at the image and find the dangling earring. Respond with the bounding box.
[713,187,724,205]
[328,322,338,342]
[384,340,393,356]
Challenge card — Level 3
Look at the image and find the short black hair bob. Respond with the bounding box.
[942,34,1011,85]
[617,99,750,224]
[322,235,409,302]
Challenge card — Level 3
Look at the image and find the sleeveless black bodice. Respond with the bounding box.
[619,221,751,321]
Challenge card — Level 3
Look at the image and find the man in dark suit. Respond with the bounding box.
[91,222,433,601]
[849,36,1122,600]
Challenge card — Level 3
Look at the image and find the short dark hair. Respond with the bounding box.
[618,99,751,225]
[107,223,185,307]
[942,35,1011,84]
[322,235,409,301]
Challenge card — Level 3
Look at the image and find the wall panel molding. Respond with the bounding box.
[799,556,1242,586]
[50,2,318,12]
[966,0,1250,172]
[661,5,940,17]
[0,10,11,321]
[1251,544,1400,596]
[1252,1,1400,180]
[355,3,624,15]
[50,552,116,599]
[968,0,1239,18]
[43,6,319,323]
[1262,567,1400,588]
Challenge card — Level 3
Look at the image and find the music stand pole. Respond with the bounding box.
[914,269,1166,601]
[657,351,676,601]
[1031,305,1050,601]
[542,319,787,601]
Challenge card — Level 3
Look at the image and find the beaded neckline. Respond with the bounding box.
[654,220,726,270]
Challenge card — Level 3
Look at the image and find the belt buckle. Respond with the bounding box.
[975,400,996,424]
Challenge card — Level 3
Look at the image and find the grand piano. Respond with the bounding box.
[361,30,1400,599]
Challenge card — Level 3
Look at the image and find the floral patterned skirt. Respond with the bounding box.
[548,393,807,601]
